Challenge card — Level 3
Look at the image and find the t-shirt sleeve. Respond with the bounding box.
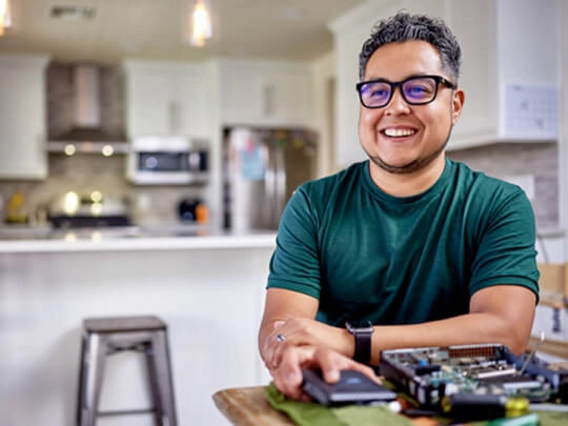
[469,186,540,301]
[266,186,322,299]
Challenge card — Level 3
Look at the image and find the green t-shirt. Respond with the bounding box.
[267,158,539,327]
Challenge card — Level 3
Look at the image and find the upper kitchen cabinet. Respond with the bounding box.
[122,60,212,141]
[329,0,446,168]
[0,54,50,179]
[447,0,560,150]
[217,59,313,128]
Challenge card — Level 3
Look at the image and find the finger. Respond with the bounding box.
[271,335,290,369]
[344,362,381,383]
[272,346,313,399]
[264,328,285,368]
[312,347,379,384]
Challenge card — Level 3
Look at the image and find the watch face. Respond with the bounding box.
[346,320,373,332]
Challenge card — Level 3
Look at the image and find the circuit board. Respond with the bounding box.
[379,344,568,420]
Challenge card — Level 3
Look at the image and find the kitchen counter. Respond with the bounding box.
[0,224,277,253]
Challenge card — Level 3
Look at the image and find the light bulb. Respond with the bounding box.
[190,0,212,47]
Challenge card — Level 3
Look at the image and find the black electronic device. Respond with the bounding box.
[301,368,397,406]
[379,343,568,421]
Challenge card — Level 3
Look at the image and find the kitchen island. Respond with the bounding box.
[0,230,276,426]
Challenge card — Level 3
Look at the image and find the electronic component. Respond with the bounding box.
[379,344,568,421]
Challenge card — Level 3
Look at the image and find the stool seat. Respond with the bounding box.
[84,315,166,333]
[76,315,177,426]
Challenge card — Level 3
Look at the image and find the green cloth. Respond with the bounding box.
[264,382,413,426]
[265,383,568,426]
[267,158,539,327]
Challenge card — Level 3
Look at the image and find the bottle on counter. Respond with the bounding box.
[5,190,28,224]
[195,202,209,224]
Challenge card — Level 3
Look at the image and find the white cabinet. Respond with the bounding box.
[447,0,560,150]
[123,60,212,140]
[329,0,445,168]
[0,54,49,179]
[218,59,312,128]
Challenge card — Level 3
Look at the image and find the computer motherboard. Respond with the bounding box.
[379,344,568,420]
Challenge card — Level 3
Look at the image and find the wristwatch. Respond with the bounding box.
[345,320,374,364]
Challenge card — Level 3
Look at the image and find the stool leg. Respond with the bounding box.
[82,333,107,426]
[144,341,163,426]
[150,330,177,426]
[76,333,87,426]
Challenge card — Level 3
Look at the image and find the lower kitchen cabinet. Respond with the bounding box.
[0,54,50,179]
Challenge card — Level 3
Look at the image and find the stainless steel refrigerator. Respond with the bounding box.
[223,127,318,231]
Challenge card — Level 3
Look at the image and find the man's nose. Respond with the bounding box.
[385,87,410,114]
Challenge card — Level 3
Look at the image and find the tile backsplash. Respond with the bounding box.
[447,142,559,231]
[0,154,205,225]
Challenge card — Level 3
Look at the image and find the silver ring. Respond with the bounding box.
[276,334,285,343]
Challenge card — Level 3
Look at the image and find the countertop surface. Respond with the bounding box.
[0,224,277,253]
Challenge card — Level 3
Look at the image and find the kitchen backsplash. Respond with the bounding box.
[0,154,205,225]
[447,142,558,231]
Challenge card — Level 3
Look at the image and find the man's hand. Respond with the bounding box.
[270,345,379,401]
[261,317,352,371]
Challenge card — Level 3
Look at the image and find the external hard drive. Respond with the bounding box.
[301,369,397,406]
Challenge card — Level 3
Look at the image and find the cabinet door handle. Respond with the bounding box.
[170,101,181,134]
[263,84,275,117]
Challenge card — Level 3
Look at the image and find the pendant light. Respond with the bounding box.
[188,0,212,47]
[0,0,12,36]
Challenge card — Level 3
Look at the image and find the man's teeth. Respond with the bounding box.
[384,128,415,137]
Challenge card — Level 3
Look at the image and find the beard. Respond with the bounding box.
[363,126,453,175]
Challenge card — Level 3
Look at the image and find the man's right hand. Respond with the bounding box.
[270,345,380,401]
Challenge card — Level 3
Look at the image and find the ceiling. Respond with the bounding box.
[0,0,365,64]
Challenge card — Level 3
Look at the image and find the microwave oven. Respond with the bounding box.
[127,136,208,185]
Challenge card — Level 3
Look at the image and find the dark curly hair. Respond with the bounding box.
[359,11,462,82]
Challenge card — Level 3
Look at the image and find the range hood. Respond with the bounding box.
[48,64,128,154]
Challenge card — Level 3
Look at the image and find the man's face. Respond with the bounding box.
[358,40,464,174]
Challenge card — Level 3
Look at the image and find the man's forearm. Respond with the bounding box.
[370,312,531,365]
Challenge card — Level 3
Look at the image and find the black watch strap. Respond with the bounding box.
[346,321,374,364]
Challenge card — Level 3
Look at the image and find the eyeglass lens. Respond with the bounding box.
[359,77,439,108]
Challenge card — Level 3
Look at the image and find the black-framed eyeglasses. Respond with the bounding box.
[356,75,456,109]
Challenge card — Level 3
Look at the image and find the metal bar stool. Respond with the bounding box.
[76,315,177,426]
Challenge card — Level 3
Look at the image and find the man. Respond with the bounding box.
[258,12,539,399]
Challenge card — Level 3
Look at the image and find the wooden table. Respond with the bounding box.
[212,386,437,426]
[213,386,295,425]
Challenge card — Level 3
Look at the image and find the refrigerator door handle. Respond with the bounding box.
[264,142,276,228]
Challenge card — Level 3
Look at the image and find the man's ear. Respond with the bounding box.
[451,88,465,125]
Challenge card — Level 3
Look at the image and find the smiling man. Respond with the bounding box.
[258,12,539,399]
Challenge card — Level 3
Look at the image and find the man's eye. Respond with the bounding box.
[408,85,427,94]
[405,84,434,98]
[370,88,389,98]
